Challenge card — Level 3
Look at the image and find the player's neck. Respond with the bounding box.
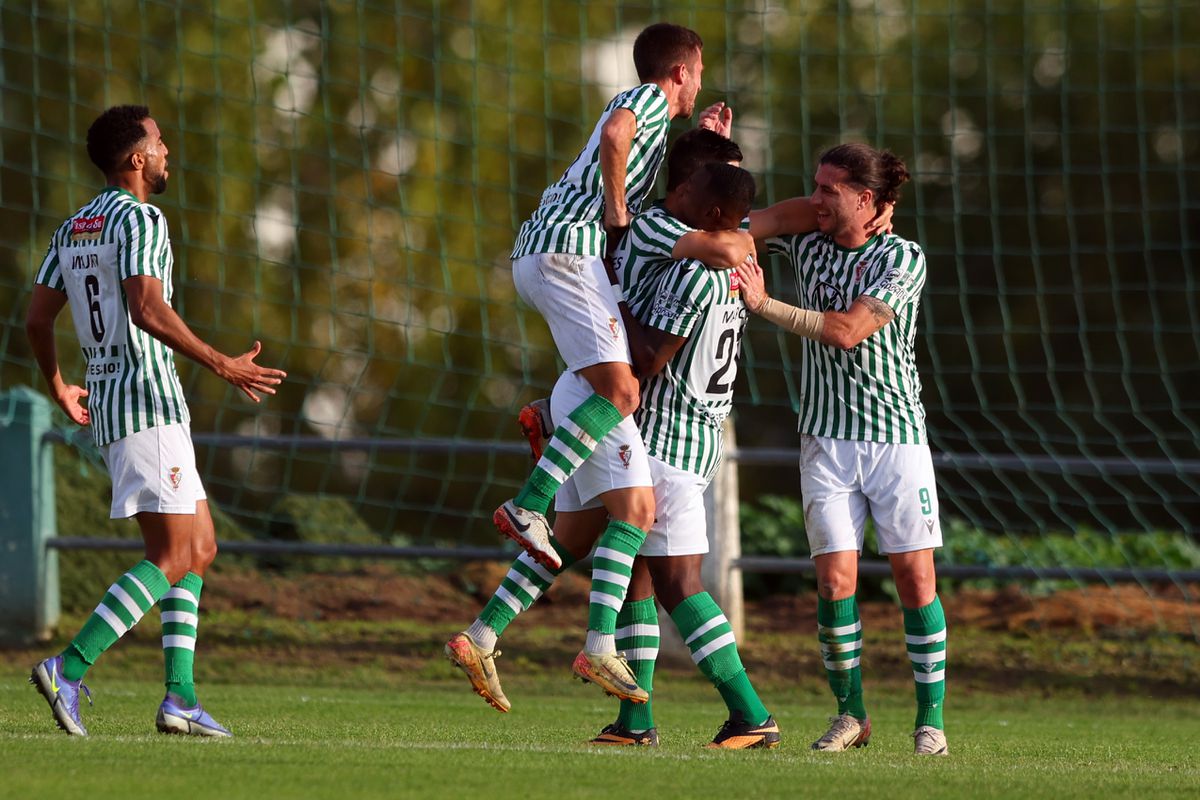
[106,172,148,203]
[654,79,685,119]
[832,215,875,250]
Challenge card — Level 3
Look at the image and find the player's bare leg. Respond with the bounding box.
[572,485,652,703]
[495,362,642,570]
[449,508,605,711]
[141,506,231,737]
[810,551,872,751]
[590,559,660,746]
[648,555,779,750]
[890,549,947,755]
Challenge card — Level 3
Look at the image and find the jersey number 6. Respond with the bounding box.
[84,274,106,343]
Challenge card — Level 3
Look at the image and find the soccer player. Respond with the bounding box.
[497,21,729,569]
[24,105,286,737]
[736,143,949,756]
[585,161,779,749]
[494,23,741,697]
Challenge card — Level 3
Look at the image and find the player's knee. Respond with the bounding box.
[894,573,935,608]
[624,493,655,531]
[656,576,703,612]
[192,539,218,573]
[155,556,190,586]
[817,574,856,601]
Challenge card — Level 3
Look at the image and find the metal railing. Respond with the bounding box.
[42,432,1200,584]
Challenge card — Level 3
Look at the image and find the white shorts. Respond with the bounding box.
[550,371,651,508]
[512,252,630,372]
[557,454,711,557]
[101,423,207,518]
[800,435,942,557]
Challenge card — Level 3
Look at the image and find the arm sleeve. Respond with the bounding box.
[33,233,65,291]
[642,262,713,338]
[860,242,926,312]
[118,206,169,281]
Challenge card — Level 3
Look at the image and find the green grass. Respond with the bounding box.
[2,670,1198,800]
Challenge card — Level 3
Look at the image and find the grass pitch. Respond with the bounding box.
[1,669,1197,800]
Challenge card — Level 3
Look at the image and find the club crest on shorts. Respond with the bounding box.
[618,444,632,469]
[608,316,620,341]
[168,466,182,490]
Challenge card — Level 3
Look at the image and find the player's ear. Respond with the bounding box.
[672,61,688,86]
[857,188,874,211]
[128,149,145,171]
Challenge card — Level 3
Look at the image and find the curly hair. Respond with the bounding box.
[818,143,911,207]
[666,128,744,190]
[86,105,151,174]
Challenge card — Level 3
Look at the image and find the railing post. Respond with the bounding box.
[0,387,60,644]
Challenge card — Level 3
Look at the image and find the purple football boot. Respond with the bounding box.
[156,693,233,738]
[30,655,92,736]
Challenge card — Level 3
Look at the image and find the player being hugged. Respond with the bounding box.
[25,105,286,738]
[737,143,948,756]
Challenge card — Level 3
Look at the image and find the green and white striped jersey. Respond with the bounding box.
[767,232,928,444]
[511,83,671,259]
[617,204,748,479]
[35,186,189,446]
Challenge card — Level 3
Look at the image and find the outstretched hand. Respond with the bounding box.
[697,102,733,138]
[735,259,768,313]
[54,384,90,426]
[222,341,287,402]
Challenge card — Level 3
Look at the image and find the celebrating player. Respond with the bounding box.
[736,143,948,756]
[25,105,286,737]
[494,23,739,696]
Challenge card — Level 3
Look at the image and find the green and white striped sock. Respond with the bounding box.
[818,595,867,719]
[473,542,578,650]
[585,520,647,652]
[60,560,170,682]
[903,595,947,730]
[162,572,203,706]
[670,592,769,725]
[615,597,659,732]
[514,394,623,515]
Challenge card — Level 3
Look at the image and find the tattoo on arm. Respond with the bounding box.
[860,296,895,329]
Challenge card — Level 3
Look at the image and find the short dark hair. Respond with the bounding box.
[695,162,757,219]
[86,105,152,175]
[818,143,911,207]
[633,23,703,83]
[666,129,744,190]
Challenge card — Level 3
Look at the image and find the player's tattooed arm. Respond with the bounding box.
[820,295,896,350]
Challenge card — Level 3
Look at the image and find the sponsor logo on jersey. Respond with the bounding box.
[651,291,687,320]
[812,280,848,312]
[729,269,741,295]
[168,467,182,490]
[70,215,105,241]
[618,444,632,469]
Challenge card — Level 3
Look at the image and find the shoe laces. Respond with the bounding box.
[819,714,858,742]
[66,681,93,716]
